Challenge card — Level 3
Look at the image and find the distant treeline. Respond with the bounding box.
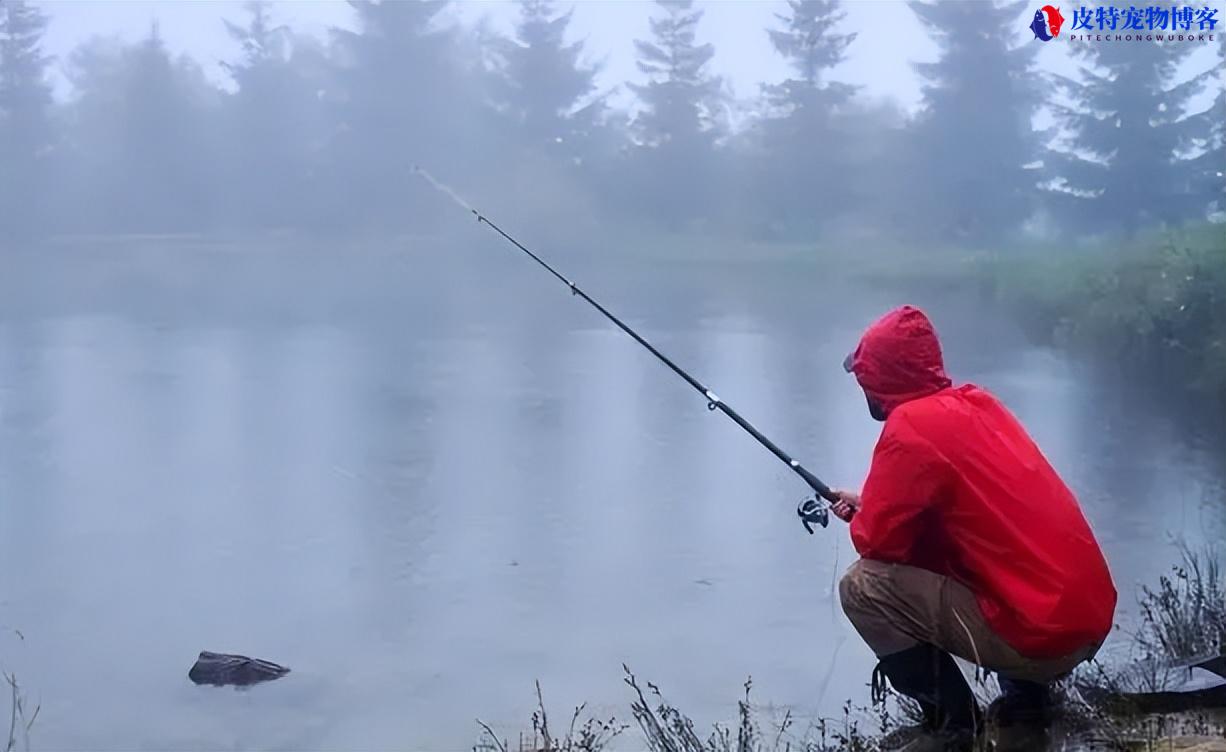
[0,0,1222,244]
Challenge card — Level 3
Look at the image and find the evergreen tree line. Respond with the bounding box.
[0,0,1221,245]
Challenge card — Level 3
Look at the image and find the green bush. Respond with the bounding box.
[990,225,1226,406]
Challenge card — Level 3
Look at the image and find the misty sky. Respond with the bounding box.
[34,1,1223,115]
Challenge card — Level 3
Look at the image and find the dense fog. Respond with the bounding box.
[1,0,1222,244]
[1,2,1224,750]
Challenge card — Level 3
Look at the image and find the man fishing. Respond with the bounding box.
[416,171,1115,748]
[832,305,1117,749]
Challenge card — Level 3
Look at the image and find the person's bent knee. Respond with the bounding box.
[838,558,922,656]
[839,559,870,619]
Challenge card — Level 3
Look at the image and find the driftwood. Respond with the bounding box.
[1079,654,1226,714]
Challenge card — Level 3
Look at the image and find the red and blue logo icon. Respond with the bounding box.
[1030,5,1066,39]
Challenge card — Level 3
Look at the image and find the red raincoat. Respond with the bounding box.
[846,306,1116,659]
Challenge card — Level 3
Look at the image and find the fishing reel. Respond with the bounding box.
[796,497,830,534]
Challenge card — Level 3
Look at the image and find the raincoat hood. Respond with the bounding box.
[846,306,952,415]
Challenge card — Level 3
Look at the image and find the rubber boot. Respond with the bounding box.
[875,644,982,751]
[989,676,1053,727]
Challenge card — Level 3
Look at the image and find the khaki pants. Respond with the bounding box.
[839,558,1098,684]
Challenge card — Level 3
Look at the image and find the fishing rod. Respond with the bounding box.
[413,166,836,534]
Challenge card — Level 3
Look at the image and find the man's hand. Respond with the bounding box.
[831,490,861,523]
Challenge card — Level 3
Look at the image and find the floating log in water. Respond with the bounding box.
[188,651,290,687]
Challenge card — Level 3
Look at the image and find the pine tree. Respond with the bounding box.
[497,0,600,154]
[763,0,856,119]
[627,0,724,224]
[221,1,330,228]
[904,0,1041,242]
[755,0,858,236]
[329,0,488,229]
[65,24,220,232]
[223,0,285,71]
[0,0,54,238]
[1048,27,1211,233]
[1180,33,1225,216]
[630,0,721,150]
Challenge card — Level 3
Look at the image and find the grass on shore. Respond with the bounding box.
[477,546,1226,752]
[1,628,39,752]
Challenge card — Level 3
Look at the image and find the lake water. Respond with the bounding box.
[1,240,1222,750]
